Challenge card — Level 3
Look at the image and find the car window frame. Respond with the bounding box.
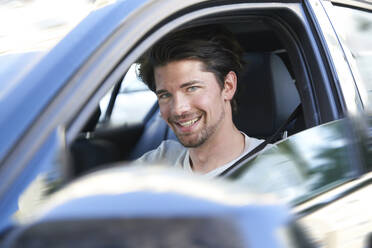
[325,1,372,112]
[305,0,366,115]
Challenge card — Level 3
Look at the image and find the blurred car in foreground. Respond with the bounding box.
[1,167,314,248]
[0,0,371,247]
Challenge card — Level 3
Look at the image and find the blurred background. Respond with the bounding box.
[0,0,117,54]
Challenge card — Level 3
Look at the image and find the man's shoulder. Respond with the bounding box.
[158,139,185,151]
[136,140,186,165]
[243,134,278,157]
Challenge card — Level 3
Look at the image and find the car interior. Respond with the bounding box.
[69,15,312,177]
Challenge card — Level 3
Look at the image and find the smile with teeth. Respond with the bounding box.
[177,117,201,127]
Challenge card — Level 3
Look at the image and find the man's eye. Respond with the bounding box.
[186,86,198,92]
[159,93,170,99]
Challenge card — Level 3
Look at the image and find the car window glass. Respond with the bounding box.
[328,5,372,111]
[227,119,355,205]
[99,64,157,127]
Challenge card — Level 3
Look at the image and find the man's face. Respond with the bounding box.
[154,59,228,147]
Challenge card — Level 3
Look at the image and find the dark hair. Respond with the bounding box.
[137,24,244,111]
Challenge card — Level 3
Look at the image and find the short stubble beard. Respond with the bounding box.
[174,108,226,148]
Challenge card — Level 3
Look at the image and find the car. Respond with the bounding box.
[0,0,371,247]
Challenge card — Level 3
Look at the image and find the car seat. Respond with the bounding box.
[233,52,301,139]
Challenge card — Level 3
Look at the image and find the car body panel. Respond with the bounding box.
[295,172,372,248]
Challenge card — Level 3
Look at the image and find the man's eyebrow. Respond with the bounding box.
[180,80,204,88]
[155,89,168,95]
[155,80,204,95]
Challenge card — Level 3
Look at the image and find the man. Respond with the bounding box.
[136,25,264,177]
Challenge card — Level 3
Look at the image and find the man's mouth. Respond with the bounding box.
[178,117,200,127]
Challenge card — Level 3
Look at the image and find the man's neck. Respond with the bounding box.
[189,125,245,174]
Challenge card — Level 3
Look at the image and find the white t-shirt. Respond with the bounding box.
[136,133,265,178]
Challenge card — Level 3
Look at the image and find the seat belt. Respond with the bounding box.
[218,104,302,177]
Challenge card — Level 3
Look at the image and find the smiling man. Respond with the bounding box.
[136,25,264,177]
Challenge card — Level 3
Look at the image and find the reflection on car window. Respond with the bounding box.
[99,64,157,126]
[228,119,354,204]
[11,130,67,223]
[328,5,372,110]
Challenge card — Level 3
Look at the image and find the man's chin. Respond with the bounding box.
[176,134,206,148]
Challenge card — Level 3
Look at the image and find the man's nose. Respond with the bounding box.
[171,93,191,116]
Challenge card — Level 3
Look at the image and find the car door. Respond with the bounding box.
[224,1,372,247]
[296,1,372,247]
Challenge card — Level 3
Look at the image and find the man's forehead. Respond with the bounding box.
[154,60,207,88]
[154,59,207,74]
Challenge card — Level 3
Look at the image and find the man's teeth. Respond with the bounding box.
[179,118,199,127]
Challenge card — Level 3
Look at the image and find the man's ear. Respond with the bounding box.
[223,71,237,101]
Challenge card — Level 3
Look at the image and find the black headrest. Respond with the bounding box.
[233,52,300,139]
